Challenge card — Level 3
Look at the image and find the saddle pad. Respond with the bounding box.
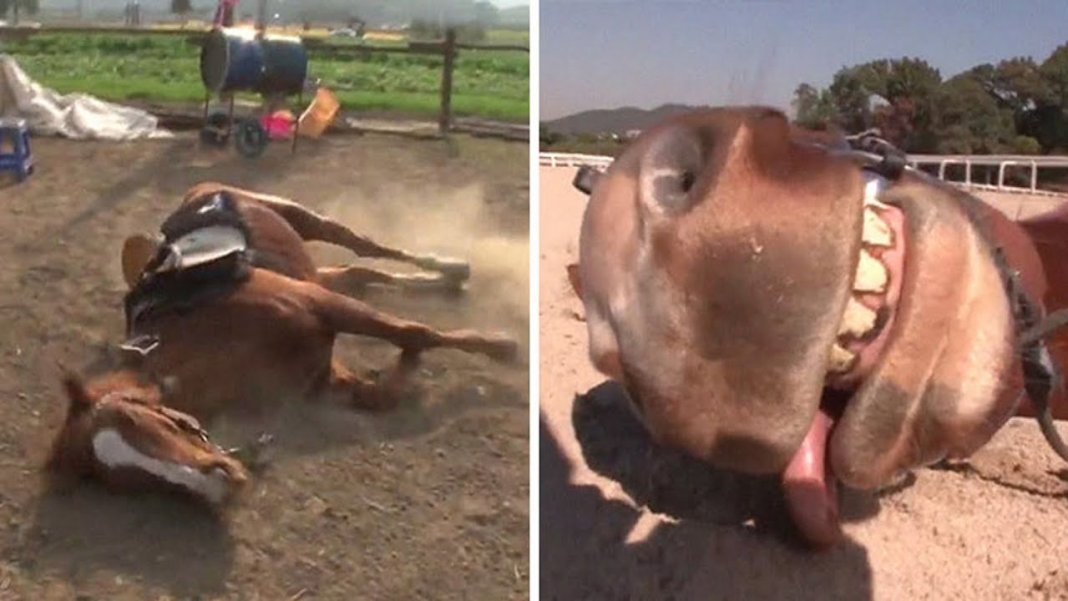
[156,225,248,273]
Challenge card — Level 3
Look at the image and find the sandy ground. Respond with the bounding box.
[539,166,1068,601]
[0,133,529,600]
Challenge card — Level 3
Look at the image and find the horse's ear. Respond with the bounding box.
[566,263,583,300]
[61,373,93,415]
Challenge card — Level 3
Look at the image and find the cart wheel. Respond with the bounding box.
[234,119,268,159]
[200,111,231,147]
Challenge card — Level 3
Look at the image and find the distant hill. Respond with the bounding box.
[38,0,528,27]
[543,103,707,135]
[498,5,529,26]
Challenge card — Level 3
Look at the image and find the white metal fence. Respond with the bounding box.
[538,152,614,169]
[539,152,1068,197]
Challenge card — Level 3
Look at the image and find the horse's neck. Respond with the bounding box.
[87,369,162,403]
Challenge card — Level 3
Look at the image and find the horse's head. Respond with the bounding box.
[572,106,1033,546]
[47,371,249,506]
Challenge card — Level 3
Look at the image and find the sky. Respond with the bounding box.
[540,0,1068,120]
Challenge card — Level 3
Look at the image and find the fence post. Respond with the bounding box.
[439,28,457,135]
[255,0,267,33]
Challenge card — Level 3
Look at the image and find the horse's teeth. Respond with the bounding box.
[853,249,888,293]
[862,207,893,247]
[863,195,891,210]
[837,296,878,339]
[827,342,857,373]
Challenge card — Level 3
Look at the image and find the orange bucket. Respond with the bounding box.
[297,87,340,138]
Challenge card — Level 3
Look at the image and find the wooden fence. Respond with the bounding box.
[0,24,530,136]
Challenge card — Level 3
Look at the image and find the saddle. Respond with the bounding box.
[122,192,254,354]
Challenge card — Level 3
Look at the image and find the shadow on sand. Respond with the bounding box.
[14,485,235,596]
[15,357,524,597]
[540,380,879,600]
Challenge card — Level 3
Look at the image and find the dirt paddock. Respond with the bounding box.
[0,134,529,600]
[539,166,1068,601]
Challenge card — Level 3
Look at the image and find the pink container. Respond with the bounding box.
[260,112,294,140]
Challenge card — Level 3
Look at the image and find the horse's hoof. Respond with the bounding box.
[488,336,521,363]
[414,255,470,282]
[438,261,471,283]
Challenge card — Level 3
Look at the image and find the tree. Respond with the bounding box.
[827,68,873,134]
[969,58,1051,113]
[931,73,1016,153]
[792,83,837,129]
[539,124,561,148]
[474,1,500,27]
[0,0,39,22]
[1011,135,1042,154]
[790,46,1068,155]
[851,58,942,151]
[1040,44,1068,109]
[171,0,193,16]
[1037,43,1068,151]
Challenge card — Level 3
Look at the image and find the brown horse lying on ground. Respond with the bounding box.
[567,107,1068,549]
[120,182,473,294]
[47,183,519,505]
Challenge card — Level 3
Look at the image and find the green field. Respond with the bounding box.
[2,33,529,122]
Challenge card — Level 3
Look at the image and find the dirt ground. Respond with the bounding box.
[0,133,529,600]
[539,166,1068,601]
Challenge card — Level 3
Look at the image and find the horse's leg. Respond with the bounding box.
[316,265,462,295]
[324,354,420,411]
[311,286,518,362]
[244,194,470,281]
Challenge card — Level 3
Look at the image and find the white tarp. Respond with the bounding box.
[0,54,171,140]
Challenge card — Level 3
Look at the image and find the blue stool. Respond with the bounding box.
[0,118,34,182]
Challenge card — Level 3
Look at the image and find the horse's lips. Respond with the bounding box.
[781,200,908,547]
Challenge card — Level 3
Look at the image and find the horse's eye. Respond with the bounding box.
[169,415,207,440]
[639,126,706,214]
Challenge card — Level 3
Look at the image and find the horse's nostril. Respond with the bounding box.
[204,459,243,480]
[680,170,696,193]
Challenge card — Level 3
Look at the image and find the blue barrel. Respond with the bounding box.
[200,28,308,96]
[257,36,309,95]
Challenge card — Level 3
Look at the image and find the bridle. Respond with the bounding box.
[96,389,267,462]
[569,130,1068,464]
[97,390,215,448]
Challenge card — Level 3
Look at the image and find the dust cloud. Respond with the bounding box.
[315,181,530,339]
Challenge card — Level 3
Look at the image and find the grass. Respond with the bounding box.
[2,32,529,122]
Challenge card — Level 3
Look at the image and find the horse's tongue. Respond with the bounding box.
[782,407,841,548]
